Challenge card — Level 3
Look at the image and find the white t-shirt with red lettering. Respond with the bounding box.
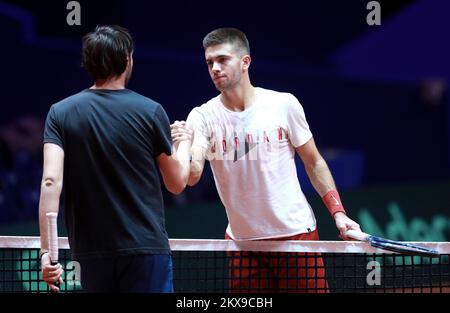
[187,87,316,240]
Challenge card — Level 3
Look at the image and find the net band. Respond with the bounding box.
[1,236,449,293]
[1,236,449,253]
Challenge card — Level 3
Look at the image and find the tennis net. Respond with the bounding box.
[0,236,449,293]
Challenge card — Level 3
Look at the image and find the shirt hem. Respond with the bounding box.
[226,225,317,241]
[43,138,64,150]
[72,247,171,260]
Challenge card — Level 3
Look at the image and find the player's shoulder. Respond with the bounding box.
[52,89,164,115]
[257,87,300,105]
[201,94,222,110]
[51,89,91,112]
[188,94,221,116]
[122,89,163,109]
[108,89,167,116]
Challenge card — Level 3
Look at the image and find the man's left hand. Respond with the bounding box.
[334,212,361,240]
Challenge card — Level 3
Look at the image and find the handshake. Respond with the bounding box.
[170,120,194,146]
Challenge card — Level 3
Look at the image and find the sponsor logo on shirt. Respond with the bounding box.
[205,127,287,161]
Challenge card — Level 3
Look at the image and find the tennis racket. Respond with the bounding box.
[46,212,60,288]
[346,230,439,257]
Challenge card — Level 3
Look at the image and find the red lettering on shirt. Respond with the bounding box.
[263,131,270,143]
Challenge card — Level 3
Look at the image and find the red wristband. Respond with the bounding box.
[322,190,346,217]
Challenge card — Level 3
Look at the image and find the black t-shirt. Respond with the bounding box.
[43,89,172,259]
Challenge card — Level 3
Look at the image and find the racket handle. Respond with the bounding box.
[46,212,58,263]
[346,229,370,241]
[46,212,60,289]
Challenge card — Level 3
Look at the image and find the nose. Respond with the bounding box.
[211,62,221,73]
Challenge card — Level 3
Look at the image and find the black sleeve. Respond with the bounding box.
[43,105,64,150]
[152,105,172,157]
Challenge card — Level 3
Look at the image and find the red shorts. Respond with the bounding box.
[226,230,328,293]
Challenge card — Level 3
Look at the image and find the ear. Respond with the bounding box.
[127,51,134,64]
[242,54,251,71]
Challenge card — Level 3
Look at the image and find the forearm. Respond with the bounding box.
[187,162,202,186]
[305,158,348,218]
[159,141,192,194]
[305,158,337,197]
[174,140,191,184]
[39,181,62,252]
[187,146,205,186]
[296,139,352,228]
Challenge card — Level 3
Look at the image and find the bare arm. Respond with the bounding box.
[39,143,64,253]
[295,137,336,197]
[39,143,64,291]
[188,145,206,186]
[296,138,361,238]
[170,121,206,187]
[157,140,191,194]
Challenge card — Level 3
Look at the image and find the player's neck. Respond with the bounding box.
[91,75,126,90]
[220,82,256,112]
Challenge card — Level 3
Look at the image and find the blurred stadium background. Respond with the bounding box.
[0,0,448,242]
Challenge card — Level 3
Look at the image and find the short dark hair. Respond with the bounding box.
[202,28,250,55]
[81,25,134,80]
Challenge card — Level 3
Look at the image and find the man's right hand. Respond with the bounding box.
[171,120,194,145]
[41,252,64,292]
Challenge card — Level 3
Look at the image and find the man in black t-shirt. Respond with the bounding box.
[39,25,192,293]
